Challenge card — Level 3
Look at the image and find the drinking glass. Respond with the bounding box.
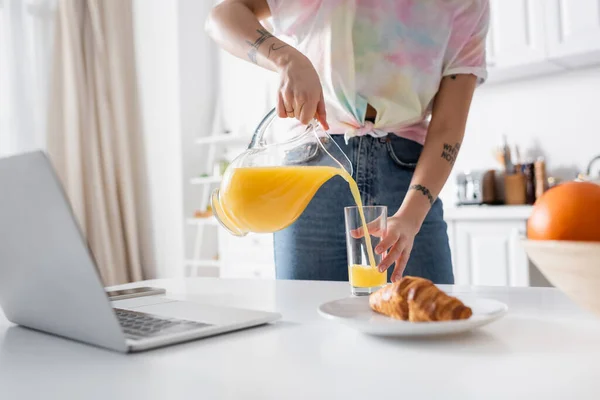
[344,205,388,296]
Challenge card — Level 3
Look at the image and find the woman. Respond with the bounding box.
[206,0,489,284]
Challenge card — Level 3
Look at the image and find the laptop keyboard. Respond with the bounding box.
[114,308,212,340]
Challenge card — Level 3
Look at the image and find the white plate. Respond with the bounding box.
[318,295,508,337]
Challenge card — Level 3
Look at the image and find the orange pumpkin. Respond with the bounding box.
[527,181,600,242]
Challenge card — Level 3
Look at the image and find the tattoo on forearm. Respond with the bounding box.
[267,43,289,58]
[246,28,274,64]
[441,142,461,165]
[409,184,435,205]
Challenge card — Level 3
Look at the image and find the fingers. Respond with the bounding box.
[279,84,324,125]
[282,88,295,119]
[374,229,399,255]
[377,236,406,273]
[350,226,364,239]
[350,217,385,239]
[296,95,317,125]
[391,243,412,282]
[277,93,287,118]
[369,219,386,237]
[316,92,329,130]
[297,102,311,126]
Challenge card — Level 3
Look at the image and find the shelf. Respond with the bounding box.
[190,175,222,185]
[185,259,221,268]
[195,135,250,145]
[187,217,218,227]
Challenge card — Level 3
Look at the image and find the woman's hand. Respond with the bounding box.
[375,213,421,282]
[351,211,421,282]
[276,53,329,130]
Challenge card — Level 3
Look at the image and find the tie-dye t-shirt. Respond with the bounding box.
[265,0,489,144]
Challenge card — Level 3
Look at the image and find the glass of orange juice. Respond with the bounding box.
[344,205,388,296]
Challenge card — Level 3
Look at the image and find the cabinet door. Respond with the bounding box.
[446,221,458,279]
[487,0,547,67]
[545,0,600,66]
[218,230,276,279]
[487,0,563,82]
[454,221,529,287]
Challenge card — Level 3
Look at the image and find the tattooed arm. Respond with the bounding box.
[205,0,288,71]
[401,74,477,223]
[206,0,328,126]
[375,74,477,281]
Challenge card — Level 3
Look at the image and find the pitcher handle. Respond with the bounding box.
[248,107,277,149]
[248,107,319,149]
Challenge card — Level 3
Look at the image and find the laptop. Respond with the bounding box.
[0,151,281,353]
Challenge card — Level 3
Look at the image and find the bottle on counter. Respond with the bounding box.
[534,158,547,200]
[523,162,536,205]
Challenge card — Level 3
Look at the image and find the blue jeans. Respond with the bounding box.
[273,134,454,284]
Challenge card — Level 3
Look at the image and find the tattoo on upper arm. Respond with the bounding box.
[450,75,457,80]
[267,43,289,58]
[441,142,461,166]
[246,28,274,64]
[409,184,435,206]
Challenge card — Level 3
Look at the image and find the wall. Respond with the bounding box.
[177,0,219,266]
[133,0,219,277]
[133,0,184,278]
[439,66,600,206]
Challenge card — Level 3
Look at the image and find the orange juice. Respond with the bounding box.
[349,264,387,288]
[219,166,337,232]
[217,166,377,267]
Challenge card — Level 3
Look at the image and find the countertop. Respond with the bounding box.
[1,278,599,400]
[444,205,533,220]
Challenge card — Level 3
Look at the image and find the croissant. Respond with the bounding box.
[369,276,472,322]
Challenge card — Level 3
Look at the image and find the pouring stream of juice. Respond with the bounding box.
[218,166,378,268]
[340,170,378,269]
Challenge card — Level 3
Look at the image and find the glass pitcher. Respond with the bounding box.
[211,107,352,237]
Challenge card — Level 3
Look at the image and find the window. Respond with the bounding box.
[0,1,11,156]
[0,0,56,157]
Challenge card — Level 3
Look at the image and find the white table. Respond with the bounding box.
[1,278,599,400]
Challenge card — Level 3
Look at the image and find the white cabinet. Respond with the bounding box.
[218,230,276,279]
[545,0,600,67]
[446,206,532,287]
[488,0,548,66]
[486,0,600,83]
[451,220,529,287]
[487,0,560,83]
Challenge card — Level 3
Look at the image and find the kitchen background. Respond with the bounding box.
[136,1,600,286]
[3,1,598,286]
